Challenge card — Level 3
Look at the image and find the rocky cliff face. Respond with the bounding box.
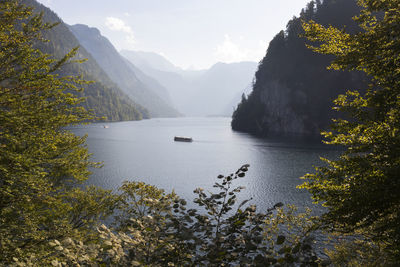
[257,80,319,136]
[231,0,364,137]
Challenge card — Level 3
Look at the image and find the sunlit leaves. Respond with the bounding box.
[0,0,113,264]
[301,0,400,263]
[106,165,320,266]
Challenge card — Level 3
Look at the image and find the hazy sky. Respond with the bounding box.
[37,0,311,70]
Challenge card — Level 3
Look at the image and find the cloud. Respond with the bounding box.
[105,17,132,33]
[105,17,135,45]
[215,34,267,63]
[215,34,247,63]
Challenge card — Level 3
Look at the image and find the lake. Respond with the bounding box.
[72,117,339,212]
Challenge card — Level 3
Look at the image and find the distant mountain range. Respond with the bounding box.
[69,24,180,118]
[23,0,147,121]
[121,50,258,116]
[121,51,183,74]
[22,0,259,120]
[23,0,180,120]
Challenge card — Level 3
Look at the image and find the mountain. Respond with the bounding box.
[121,50,207,80]
[121,50,257,116]
[121,50,195,114]
[69,24,180,118]
[121,58,173,105]
[231,0,366,136]
[22,0,146,121]
[224,83,253,116]
[186,62,257,116]
[120,50,183,74]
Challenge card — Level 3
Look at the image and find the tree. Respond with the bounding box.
[0,1,115,264]
[300,0,400,261]
[36,166,319,266]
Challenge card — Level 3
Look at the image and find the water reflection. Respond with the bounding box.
[72,117,339,213]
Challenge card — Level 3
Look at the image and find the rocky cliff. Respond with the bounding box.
[231,0,365,136]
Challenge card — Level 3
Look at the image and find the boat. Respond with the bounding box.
[103,125,109,128]
[174,136,193,142]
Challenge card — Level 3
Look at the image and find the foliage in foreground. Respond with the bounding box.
[300,0,400,264]
[12,165,320,266]
[0,0,116,263]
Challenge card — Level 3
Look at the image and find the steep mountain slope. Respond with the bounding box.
[69,24,179,118]
[122,50,257,116]
[122,58,173,105]
[121,50,195,113]
[22,0,146,121]
[231,0,365,136]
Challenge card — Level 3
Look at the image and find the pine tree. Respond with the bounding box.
[300,0,400,260]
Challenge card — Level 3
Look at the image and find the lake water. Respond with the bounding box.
[72,117,339,213]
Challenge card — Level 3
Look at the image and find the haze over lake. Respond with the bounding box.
[73,117,338,212]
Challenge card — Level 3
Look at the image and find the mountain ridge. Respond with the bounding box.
[22,0,147,121]
[69,24,180,118]
[121,50,258,116]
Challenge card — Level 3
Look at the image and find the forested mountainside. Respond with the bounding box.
[121,50,257,116]
[21,0,147,121]
[69,24,180,118]
[231,0,366,136]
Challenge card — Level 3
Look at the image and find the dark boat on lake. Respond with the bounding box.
[174,136,193,142]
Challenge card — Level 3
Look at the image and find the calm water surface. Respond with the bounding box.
[72,117,339,212]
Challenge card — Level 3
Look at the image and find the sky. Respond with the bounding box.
[37,0,311,70]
